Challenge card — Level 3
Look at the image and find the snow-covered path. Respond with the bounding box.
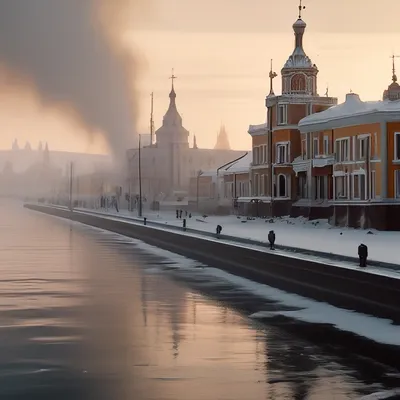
[76,207,400,266]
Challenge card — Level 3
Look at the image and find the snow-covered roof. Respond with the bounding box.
[224,152,252,174]
[198,152,251,178]
[299,93,400,132]
[248,123,268,135]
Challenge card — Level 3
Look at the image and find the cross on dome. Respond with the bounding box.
[169,68,177,89]
[391,55,400,83]
[298,0,306,19]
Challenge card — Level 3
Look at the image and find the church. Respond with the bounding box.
[126,74,247,203]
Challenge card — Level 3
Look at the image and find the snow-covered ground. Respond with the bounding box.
[76,207,400,266]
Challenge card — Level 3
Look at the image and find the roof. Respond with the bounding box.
[198,152,251,177]
[298,93,400,132]
[223,152,252,174]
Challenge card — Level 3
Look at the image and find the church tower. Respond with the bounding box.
[214,124,231,150]
[155,70,189,148]
[280,9,318,96]
[155,70,190,191]
[383,55,400,101]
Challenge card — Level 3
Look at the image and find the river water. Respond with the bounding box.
[0,202,399,399]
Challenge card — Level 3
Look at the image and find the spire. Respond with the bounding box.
[283,0,315,70]
[383,55,400,101]
[268,59,278,96]
[169,68,177,103]
[214,124,231,150]
[12,139,19,151]
[392,54,399,83]
[43,142,50,165]
[193,135,198,149]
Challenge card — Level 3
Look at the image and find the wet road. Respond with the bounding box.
[0,202,399,399]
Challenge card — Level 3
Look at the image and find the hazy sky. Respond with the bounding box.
[2,0,400,152]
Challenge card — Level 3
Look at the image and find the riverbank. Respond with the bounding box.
[25,203,400,370]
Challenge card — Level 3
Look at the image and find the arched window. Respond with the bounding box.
[291,74,306,92]
[278,174,287,197]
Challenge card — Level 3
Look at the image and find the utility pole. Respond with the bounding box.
[69,161,73,212]
[138,134,143,217]
[268,59,278,217]
[150,92,154,146]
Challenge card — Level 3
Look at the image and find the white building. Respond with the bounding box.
[127,78,247,204]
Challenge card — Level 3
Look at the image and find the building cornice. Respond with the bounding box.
[266,94,337,108]
[298,110,400,133]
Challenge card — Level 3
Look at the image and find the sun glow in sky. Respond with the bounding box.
[2,0,400,153]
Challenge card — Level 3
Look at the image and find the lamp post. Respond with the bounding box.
[69,161,73,212]
[138,134,143,217]
[196,170,203,211]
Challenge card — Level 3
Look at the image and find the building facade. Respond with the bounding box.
[127,79,246,205]
[188,152,251,214]
[247,9,337,218]
[299,73,400,230]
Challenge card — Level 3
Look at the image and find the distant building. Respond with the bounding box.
[188,152,252,214]
[0,141,111,198]
[127,75,247,205]
[214,125,231,150]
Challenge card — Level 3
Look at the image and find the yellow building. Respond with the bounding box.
[299,70,400,230]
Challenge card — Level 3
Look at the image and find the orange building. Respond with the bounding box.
[298,67,400,230]
[247,8,337,218]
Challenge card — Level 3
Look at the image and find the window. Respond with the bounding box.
[259,147,264,164]
[264,174,268,196]
[313,176,326,200]
[323,136,329,155]
[359,136,370,160]
[278,104,288,125]
[396,170,400,198]
[298,175,307,198]
[352,175,360,199]
[307,103,313,116]
[335,175,348,199]
[291,74,306,92]
[278,174,287,197]
[395,133,400,160]
[301,138,307,159]
[335,139,350,162]
[276,143,289,164]
[260,174,265,196]
[254,174,260,196]
[371,170,376,199]
[313,137,319,158]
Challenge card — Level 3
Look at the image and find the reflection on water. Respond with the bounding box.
[0,202,397,399]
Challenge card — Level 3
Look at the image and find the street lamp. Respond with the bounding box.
[196,170,203,211]
[138,134,143,217]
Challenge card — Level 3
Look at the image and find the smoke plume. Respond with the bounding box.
[0,0,143,161]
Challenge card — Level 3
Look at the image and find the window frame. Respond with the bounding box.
[323,136,329,155]
[277,104,288,125]
[395,170,400,198]
[394,132,400,161]
[276,144,288,164]
[313,137,319,158]
[335,138,350,162]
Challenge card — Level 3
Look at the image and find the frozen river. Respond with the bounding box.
[0,201,399,399]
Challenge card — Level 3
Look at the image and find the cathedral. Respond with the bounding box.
[126,76,246,202]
